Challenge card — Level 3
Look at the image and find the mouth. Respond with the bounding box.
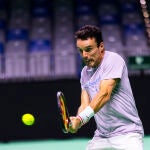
[84,59,93,65]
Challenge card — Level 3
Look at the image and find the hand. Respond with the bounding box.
[68,116,81,133]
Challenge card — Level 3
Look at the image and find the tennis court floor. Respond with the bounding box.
[0,137,150,150]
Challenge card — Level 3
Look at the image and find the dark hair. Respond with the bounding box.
[75,25,103,47]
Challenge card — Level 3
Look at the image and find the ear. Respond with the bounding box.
[99,42,104,54]
[99,42,104,49]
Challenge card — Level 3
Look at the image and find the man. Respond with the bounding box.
[68,25,144,150]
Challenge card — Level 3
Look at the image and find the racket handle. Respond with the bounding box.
[68,121,72,127]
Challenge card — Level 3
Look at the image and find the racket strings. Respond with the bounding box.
[59,98,69,130]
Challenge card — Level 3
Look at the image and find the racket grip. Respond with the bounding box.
[68,121,72,127]
[66,118,72,128]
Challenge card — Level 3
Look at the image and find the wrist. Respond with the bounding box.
[77,106,94,126]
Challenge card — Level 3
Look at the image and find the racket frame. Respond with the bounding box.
[57,91,71,133]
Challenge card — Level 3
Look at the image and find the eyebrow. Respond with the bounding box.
[77,45,93,50]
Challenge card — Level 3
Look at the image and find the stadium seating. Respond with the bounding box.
[0,0,149,81]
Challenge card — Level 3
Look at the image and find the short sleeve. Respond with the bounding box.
[101,54,125,80]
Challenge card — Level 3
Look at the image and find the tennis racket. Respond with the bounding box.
[57,91,72,133]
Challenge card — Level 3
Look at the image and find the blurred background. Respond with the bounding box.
[0,0,150,149]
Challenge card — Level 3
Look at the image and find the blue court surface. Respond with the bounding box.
[0,137,150,150]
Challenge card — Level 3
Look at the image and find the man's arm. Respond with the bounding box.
[77,89,91,114]
[68,78,119,133]
[68,89,90,133]
[89,78,118,113]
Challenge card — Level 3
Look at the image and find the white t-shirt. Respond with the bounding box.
[80,51,144,138]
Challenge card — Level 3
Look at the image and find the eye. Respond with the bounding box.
[85,47,92,52]
[77,47,93,54]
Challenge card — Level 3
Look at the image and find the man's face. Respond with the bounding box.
[76,37,104,68]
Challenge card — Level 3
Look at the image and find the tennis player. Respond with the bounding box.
[68,25,144,150]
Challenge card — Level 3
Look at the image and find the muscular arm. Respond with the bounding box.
[68,78,119,133]
[89,78,119,113]
[78,78,118,113]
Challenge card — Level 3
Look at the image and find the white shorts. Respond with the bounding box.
[86,133,143,150]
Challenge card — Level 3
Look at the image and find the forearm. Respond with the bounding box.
[77,92,110,125]
[77,89,90,115]
[71,79,116,130]
[89,91,110,113]
[89,79,117,113]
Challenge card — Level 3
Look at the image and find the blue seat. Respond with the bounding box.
[98,2,120,25]
[76,4,94,15]
[99,14,120,25]
[6,28,28,40]
[123,23,145,35]
[32,7,49,17]
[121,1,139,13]
[29,39,51,52]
